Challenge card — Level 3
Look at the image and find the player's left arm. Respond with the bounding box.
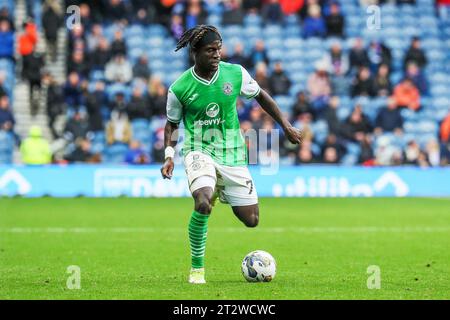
[255,89,303,145]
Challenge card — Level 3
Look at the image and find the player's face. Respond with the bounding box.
[195,40,222,72]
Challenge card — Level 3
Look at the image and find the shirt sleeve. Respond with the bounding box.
[166,89,183,123]
[240,65,261,99]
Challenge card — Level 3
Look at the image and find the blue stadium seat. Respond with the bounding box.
[103,143,129,163]
[243,14,262,26]
[147,25,167,37]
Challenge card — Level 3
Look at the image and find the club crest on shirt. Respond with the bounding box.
[222,82,233,95]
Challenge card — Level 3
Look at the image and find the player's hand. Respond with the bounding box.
[160,158,174,179]
[283,125,304,145]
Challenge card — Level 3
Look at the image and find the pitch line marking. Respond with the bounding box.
[0,227,449,234]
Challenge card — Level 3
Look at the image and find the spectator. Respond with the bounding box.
[18,19,38,60]
[170,14,184,40]
[340,105,372,142]
[322,133,346,160]
[132,54,151,81]
[373,63,392,97]
[125,140,150,164]
[22,50,44,116]
[243,0,263,13]
[291,91,314,120]
[349,38,369,72]
[105,54,133,83]
[109,91,127,114]
[404,62,427,95]
[68,50,90,78]
[425,139,440,167]
[303,4,326,38]
[0,19,14,61]
[63,110,90,142]
[148,76,167,116]
[64,72,84,111]
[254,62,270,93]
[441,112,450,143]
[268,61,291,95]
[248,40,269,69]
[0,7,14,31]
[249,105,264,131]
[351,66,375,98]
[87,24,104,52]
[127,86,151,120]
[184,0,207,29]
[374,97,403,134]
[104,0,130,24]
[279,0,304,15]
[367,40,392,73]
[322,146,339,164]
[78,3,94,30]
[132,1,153,25]
[20,126,52,165]
[322,96,341,135]
[85,80,107,132]
[222,0,245,25]
[375,135,401,166]
[106,110,132,145]
[110,29,127,57]
[0,94,15,134]
[307,61,331,112]
[43,73,64,139]
[393,78,420,111]
[403,140,421,165]
[64,138,95,163]
[229,43,250,69]
[293,112,314,141]
[359,134,375,165]
[403,37,427,70]
[261,0,284,24]
[68,24,85,55]
[325,2,344,38]
[322,42,349,96]
[323,42,349,76]
[90,37,112,71]
[42,0,64,62]
[295,143,317,164]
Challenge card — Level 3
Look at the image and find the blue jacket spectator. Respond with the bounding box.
[125,140,150,164]
[303,5,327,38]
[0,19,14,60]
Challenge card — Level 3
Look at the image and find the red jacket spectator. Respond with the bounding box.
[393,79,420,111]
[18,21,38,56]
[441,113,450,143]
[280,0,304,15]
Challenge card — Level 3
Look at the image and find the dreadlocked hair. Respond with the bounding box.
[175,25,222,52]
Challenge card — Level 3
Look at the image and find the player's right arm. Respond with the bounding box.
[161,89,183,180]
[161,120,178,179]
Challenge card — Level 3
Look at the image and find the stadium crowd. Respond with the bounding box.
[0,0,450,166]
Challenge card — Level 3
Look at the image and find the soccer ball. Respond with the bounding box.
[241,250,276,282]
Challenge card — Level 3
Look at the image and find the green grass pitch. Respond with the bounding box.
[1,197,449,300]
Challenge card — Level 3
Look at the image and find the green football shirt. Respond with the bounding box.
[166,62,261,166]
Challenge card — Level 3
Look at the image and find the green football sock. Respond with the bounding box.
[188,211,209,269]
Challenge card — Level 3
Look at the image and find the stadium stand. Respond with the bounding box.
[1,0,450,166]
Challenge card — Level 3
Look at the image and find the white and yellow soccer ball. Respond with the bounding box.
[241,250,276,282]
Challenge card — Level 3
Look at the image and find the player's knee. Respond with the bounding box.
[245,210,259,228]
[194,195,212,215]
